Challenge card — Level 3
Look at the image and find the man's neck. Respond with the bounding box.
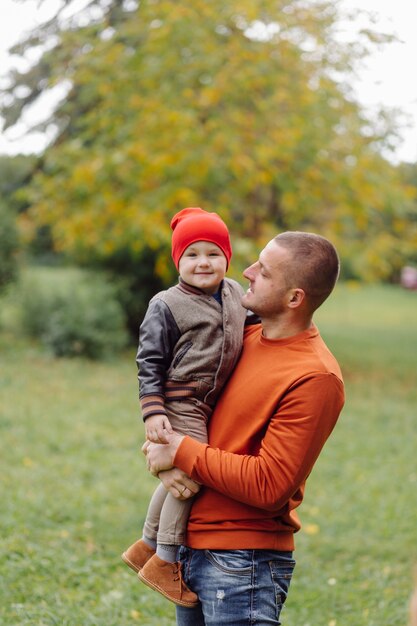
[261,316,313,340]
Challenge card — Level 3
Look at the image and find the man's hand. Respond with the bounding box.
[142,431,185,475]
[145,413,174,443]
[158,468,201,500]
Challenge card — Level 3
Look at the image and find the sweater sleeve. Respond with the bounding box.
[174,373,344,511]
[137,298,180,418]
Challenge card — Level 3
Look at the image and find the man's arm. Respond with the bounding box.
[145,374,344,511]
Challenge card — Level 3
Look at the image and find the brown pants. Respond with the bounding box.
[143,398,211,545]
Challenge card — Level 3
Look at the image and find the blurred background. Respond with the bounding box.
[0,2,416,625]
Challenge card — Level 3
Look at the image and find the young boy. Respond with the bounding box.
[122,207,249,607]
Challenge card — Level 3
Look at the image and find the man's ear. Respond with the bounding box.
[288,288,305,308]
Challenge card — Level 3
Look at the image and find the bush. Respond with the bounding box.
[0,204,19,291]
[18,267,128,358]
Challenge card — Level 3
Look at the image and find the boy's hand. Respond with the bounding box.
[142,432,185,475]
[145,413,174,444]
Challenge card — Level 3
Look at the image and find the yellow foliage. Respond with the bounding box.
[18,0,415,285]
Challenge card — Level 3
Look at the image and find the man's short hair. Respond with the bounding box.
[274,231,340,312]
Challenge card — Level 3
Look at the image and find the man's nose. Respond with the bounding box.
[243,263,256,279]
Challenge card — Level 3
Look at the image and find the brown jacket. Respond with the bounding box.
[137,278,248,419]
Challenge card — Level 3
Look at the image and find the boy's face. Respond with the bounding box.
[178,241,227,294]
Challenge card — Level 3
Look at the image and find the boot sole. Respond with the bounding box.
[137,570,199,608]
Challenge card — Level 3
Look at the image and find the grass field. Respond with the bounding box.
[1,282,416,625]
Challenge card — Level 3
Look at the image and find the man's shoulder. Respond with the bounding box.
[241,324,342,380]
[309,329,343,381]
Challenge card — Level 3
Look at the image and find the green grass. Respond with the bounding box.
[1,282,416,625]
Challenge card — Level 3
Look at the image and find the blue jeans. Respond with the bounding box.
[176,547,296,625]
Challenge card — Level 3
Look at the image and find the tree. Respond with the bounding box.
[1,0,415,306]
[0,155,39,289]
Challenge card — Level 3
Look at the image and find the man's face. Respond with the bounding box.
[241,240,292,316]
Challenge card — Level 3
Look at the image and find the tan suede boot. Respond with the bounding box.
[121,539,156,573]
[138,554,198,607]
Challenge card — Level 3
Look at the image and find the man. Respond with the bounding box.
[143,231,345,625]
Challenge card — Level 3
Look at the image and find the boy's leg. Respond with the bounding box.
[143,398,207,558]
[142,482,167,541]
[121,483,167,572]
[136,400,209,603]
[164,398,211,443]
[157,494,193,551]
[138,495,198,607]
[176,547,296,625]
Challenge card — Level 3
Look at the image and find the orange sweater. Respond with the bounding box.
[174,323,345,551]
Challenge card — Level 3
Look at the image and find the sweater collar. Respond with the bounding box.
[258,323,319,346]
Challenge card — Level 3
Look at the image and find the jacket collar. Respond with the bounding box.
[177,276,224,296]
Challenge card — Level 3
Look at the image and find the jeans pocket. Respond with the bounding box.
[204,549,253,575]
[269,556,296,606]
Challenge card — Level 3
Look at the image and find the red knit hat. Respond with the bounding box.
[170,207,232,269]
